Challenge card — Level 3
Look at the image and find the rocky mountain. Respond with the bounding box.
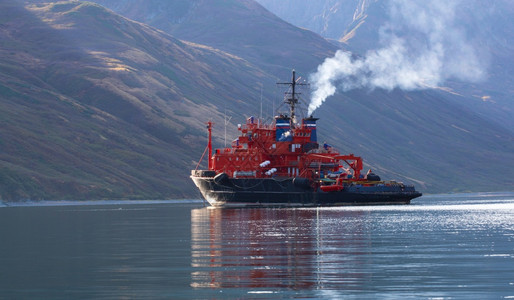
[90,0,339,77]
[255,0,380,45]
[256,0,514,132]
[0,0,276,200]
[0,0,512,200]
[84,0,514,193]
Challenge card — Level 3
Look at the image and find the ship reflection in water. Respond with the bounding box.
[190,207,370,291]
[190,197,514,298]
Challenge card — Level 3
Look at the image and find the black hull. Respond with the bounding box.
[191,175,422,207]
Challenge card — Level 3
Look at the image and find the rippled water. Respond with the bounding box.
[1,193,513,299]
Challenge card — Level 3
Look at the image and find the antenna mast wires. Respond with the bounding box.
[277,70,308,125]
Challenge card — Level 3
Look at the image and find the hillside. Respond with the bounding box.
[86,0,513,193]
[0,0,275,200]
[0,0,512,201]
[255,0,381,45]
[89,0,339,77]
[256,0,514,132]
[315,89,513,193]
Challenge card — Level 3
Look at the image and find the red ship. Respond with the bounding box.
[191,71,422,207]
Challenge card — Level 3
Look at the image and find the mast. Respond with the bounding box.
[290,70,297,123]
[277,69,307,126]
[207,121,213,170]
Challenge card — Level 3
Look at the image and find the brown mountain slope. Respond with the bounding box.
[0,1,273,200]
[91,0,513,193]
[89,0,339,76]
[256,0,514,132]
[1,0,512,200]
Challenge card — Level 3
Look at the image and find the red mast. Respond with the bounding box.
[207,121,213,170]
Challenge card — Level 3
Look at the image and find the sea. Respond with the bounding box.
[1,192,513,299]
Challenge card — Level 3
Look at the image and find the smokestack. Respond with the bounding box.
[275,115,293,142]
[302,117,319,143]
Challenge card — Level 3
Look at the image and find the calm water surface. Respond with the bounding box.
[1,193,513,299]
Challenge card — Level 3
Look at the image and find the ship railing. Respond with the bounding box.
[348,180,405,186]
[317,179,404,186]
[239,123,276,131]
[307,147,340,154]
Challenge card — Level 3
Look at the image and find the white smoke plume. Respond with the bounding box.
[308,0,486,115]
